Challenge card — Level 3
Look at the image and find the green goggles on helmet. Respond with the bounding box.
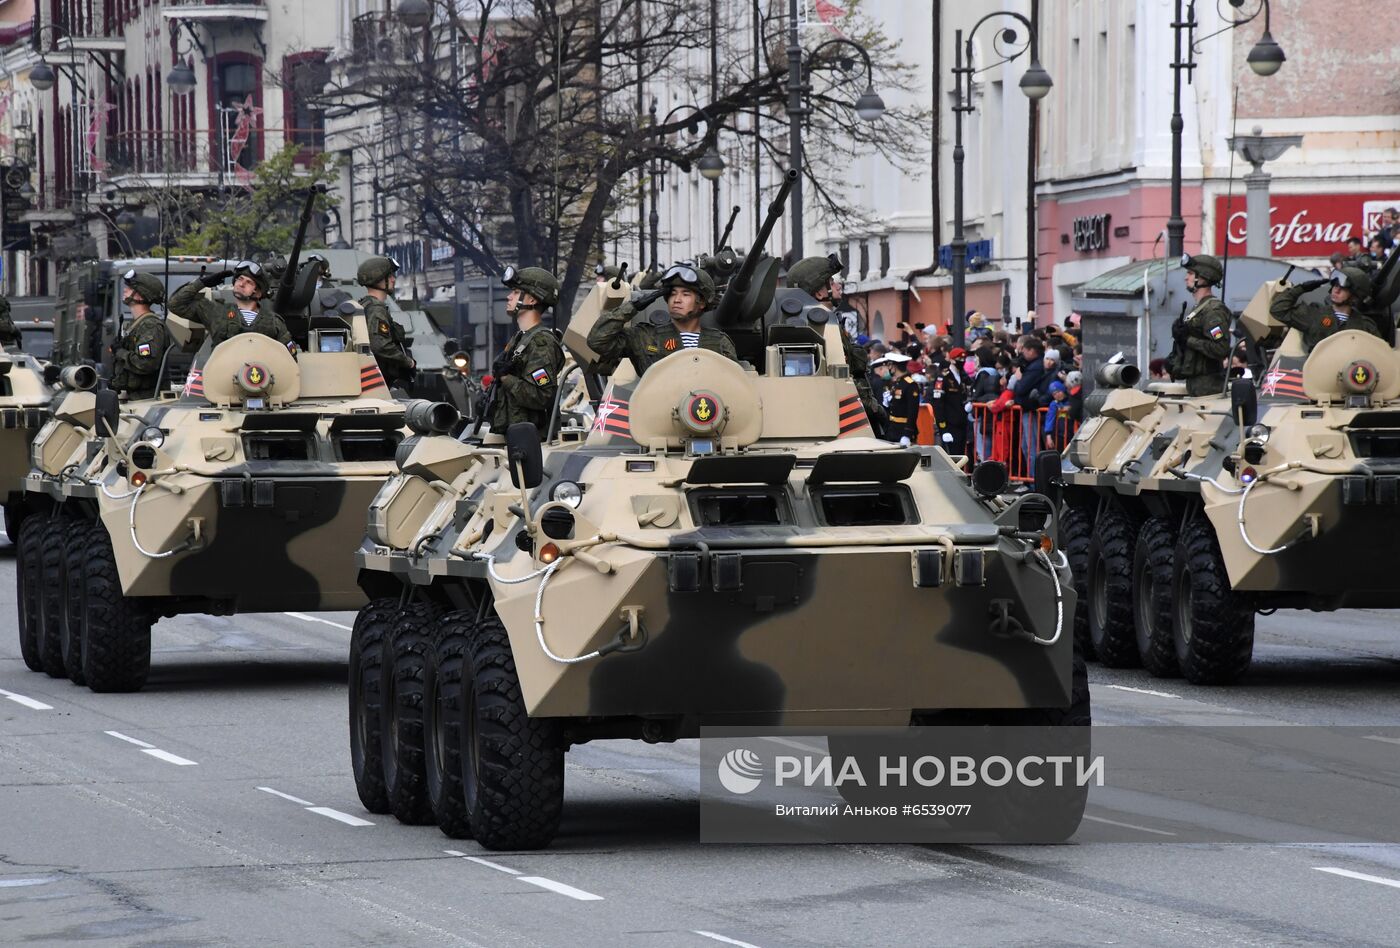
[663,265,700,285]
[502,265,518,285]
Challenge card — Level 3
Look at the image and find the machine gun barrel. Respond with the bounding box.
[713,169,798,328]
[716,205,741,250]
[274,185,327,313]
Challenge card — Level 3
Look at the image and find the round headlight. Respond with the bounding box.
[140,426,165,448]
[550,480,583,508]
[1245,424,1270,441]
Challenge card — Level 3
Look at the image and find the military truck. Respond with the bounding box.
[1057,256,1400,685]
[346,171,1086,849]
[13,192,415,692]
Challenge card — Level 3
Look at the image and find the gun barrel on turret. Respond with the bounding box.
[716,204,741,251]
[713,169,798,328]
[274,185,327,314]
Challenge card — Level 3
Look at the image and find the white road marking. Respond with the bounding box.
[0,688,52,710]
[104,730,156,749]
[1314,867,1400,890]
[0,878,58,888]
[517,876,604,901]
[694,932,763,948]
[257,786,314,806]
[1104,684,1181,699]
[306,806,375,827]
[1083,814,1178,837]
[284,612,354,631]
[763,736,826,755]
[141,748,198,767]
[462,855,521,876]
[1363,735,1400,747]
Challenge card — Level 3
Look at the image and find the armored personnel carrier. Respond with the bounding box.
[0,347,66,538]
[1058,263,1400,685]
[13,192,415,692]
[347,172,1085,849]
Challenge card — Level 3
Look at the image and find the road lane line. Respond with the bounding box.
[0,878,58,888]
[0,688,53,710]
[694,932,763,948]
[1314,867,1400,890]
[141,748,198,767]
[1083,814,1178,837]
[104,730,156,748]
[517,876,603,901]
[257,786,315,806]
[1104,685,1181,699]
[306,806,375,827]
[284,612,354,631]
[1363,736,1400,747]
[461,855,521,876]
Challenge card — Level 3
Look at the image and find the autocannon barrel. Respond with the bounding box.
[404,399,460,436]
[1095,363,1141,389]
[274,185,328,314]
[713,168,798,328]
[60,365,98,391]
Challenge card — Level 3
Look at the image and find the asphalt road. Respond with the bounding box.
[3,528,1400,947]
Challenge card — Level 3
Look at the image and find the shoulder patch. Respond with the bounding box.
[136,342,152,357]
[378,320,390,334]
[530,367,551,386]
[1208,324,1225,340]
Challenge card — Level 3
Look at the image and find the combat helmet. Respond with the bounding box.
[786,254,844,298]
[1332,266,1373,302]
[357,255,399,288]
[659,262,716,306]
[234,259,271,297]
[122,269,165,305]
[1181,253,1223,286]
[502,265,560,309]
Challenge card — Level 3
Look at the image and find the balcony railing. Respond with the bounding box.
[104,129,323,179]
[350,11,416,64]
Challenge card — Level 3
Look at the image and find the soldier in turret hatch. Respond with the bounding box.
[588,263,737,376]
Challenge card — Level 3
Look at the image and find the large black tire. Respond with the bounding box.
[424,611,474,839]
[1132,518,1180,678]
[4,503,21,544]
[15,515,46,673]
[79,528,152,693]
[460,614,564,850]
[60,522,100,685]
[349,598,397,814]
[36,518,70,678]
[1057,504,1094,662]
[1173,517,1255,685]
[1086,506,1141,668]
[382,601,439,825]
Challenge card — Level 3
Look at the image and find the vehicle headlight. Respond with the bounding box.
[550,480,583,508]
[140,426,165,448]
[1245,424,1270,442]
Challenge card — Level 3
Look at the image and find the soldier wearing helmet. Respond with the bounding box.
[356,256,415,387]
[1269,265,1382,353]
[167,259,299,355]
[1166,254,1233,396]
[787,254,882,432]
[489,265,566,433]
[0,294,21,349]
[586,261,738,377]
[111,270,173,399]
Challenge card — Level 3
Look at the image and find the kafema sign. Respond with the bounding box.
[1214,193,1400,257]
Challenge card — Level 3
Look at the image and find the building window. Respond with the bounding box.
[284,52,330,156]
[211,55,263,172]
[858,240,869,280]
[879,237,890,277]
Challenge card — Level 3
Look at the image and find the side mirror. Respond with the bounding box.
[1230,378,1258,428]
[94,387,120,438]
[506,422,544,489]
[1033,450,1063,501]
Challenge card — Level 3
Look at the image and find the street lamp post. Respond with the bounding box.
[646,98,726,268]
[1166,0,1286,258]
[949,13,1052,345]
[783,0,885,259]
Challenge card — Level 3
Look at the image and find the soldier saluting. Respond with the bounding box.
[111,270,172,399]
[1167,253,1232,396]
[168,260,299,355]
[490,266,565,434]
[587,263,737,376]
[355,256,415,388]
[1269,266,1381,353]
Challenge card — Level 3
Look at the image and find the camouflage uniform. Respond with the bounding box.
[1167,255,1231,397]
[787,255,881,426]
[168,279,298,354]
[490,326,565,432]
[1269,268,1382,353]
[0,296,19,348]
[356,256,414,386]
[587,302,738,376]
[112,271,172,399]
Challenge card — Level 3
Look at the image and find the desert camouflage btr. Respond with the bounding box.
[0,348,66,537]
[1057,252,1400,685]
[13,191,415,693]
[347,171,1086,850]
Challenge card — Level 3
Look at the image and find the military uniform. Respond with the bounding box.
[883,375,921,444]
[490,325,565,432]
[168,279,298,354]
[361,296,415,386]
[0,296,19,348]
[112,312,172,399]
[1167,255,1232,397]
[928,360,969,451]
[588,301,738,377]
[1269,277,1382,353]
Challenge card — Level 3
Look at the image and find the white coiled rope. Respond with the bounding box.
[472,552,607,664]
[101,481,140,501]
[127,485,185,559]
[1029,547,1066,647]
[1236,479,1291,555]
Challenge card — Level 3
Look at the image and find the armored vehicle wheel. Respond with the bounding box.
[1058,504,1094,661]
[1132,518,1180,679]
[36,518,71,678]
[382,601,440,825]
[349,598,398,814]
[424,611,474,839]
[459,613,564,851]
[60,522,101,686]
[4,504,20,543]
[15,515,47,673]
[1173,518,1254,685]
[79,528,153,693]
[1086,507,1141,668]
